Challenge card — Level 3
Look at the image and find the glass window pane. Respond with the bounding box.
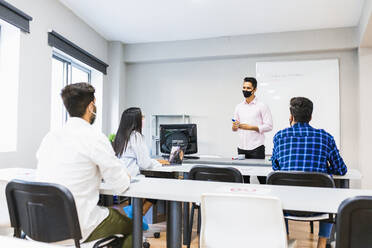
[50,58,65,131]
[71,65,89,83]
[50,52,96,131]
[0,21,20,152]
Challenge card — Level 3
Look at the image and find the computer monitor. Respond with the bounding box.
[160,124,197,155]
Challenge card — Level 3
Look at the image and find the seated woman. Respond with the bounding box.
[112,107,168,226]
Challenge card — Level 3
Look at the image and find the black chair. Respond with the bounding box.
[6,179,84,247]
[186,165,243,248]
[336,196,372,248]
[266,171,335,234]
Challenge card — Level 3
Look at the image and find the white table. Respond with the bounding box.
[101,177,371,214]
[143,163,361,188]
[0,235,62,247]
[1,168,368,248]
[144,163,362,245]
[182,157,272,166]
[101,177,372,248]
[147,163,360,179]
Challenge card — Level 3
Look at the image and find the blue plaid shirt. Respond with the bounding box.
[271,123,347,175]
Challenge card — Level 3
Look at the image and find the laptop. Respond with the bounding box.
[168,145,185,165]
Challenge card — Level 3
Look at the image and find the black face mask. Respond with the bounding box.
[242,90,253,98]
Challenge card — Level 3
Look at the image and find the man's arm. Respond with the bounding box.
[238,124,259,132]
[257,104,273,133]
[232,106,239,132]
[327,137,347,175]
[237,105,273,133]
[90,132,131,194]
[271,135,280,171]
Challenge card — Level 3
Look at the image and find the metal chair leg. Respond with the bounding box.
[197,208,201,235]
[187,204,195,248]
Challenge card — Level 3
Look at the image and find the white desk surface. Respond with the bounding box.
[0,236,62,247]
[0,168,366,214]
[100,177,372,214]
[182,157,271,166]
[146,163,362,180]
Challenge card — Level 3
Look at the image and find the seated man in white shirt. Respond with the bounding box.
[36,83,132,247]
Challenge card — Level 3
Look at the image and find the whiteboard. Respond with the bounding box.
[256,59,340,155]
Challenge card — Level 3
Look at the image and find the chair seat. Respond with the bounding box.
[286,213,330,221]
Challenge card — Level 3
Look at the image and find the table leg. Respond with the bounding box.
[167,201,182,248]
[182,172,190,245]
[183,202,190,245]
[132,197,143,248]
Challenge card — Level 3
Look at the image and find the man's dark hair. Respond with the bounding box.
[290,97,313,123]
[61,82,95,117]
[243,77,257,89]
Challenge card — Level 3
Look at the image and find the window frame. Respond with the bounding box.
[51,51,92,124]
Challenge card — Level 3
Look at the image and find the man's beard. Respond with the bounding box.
[90,105,96,124]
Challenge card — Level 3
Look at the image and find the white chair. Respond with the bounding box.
[200,193,296,248]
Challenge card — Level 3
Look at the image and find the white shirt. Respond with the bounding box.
[234,97,273,150]
[119,131,161,177]
[36,117,130,242]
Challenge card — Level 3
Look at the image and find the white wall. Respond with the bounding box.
[0,0,108,168]
[125,50,359,171]
[104,41,126,135]
[358,0,372,47]
[124,27,358,63]
[358,48,372,189]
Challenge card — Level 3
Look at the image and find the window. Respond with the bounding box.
[50,51,103,131]
[0,19,20,152]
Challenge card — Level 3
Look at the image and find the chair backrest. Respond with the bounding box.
[200,193,288,248]
[266,171,335,188]
[267,171,335,216]
[5,179,82,245]
[336,196,372,248]
[188,165,243,183]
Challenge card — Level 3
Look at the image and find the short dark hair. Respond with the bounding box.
[243,77,257,89]
[290,97,313,123]
[61,83,95,117]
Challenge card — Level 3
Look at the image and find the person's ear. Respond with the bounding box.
[89,101,94,111]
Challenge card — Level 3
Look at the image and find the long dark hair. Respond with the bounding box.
[113,107,142,157]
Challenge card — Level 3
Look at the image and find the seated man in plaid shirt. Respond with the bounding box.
[271,97,347,248]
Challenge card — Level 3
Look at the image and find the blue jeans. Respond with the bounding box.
[284,215,333,238]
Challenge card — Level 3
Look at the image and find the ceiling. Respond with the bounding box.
[58,0,365,44]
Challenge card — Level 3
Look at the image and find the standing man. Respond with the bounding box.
[232,77,273,184]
